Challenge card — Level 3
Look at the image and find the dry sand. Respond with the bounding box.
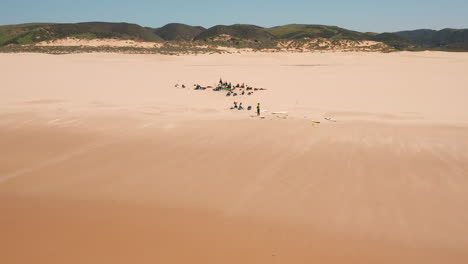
[37,37,163,48]
[1,51,468,263]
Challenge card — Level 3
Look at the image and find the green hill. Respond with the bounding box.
[154,23,205,41]
[48,22,163,41]
[267,24,415,49]
[0,22,163,45]
[0,23,56,45]
[194,24,275,41]
[369,33,414,50]
[394,29,468,50]
[267,24,368,40]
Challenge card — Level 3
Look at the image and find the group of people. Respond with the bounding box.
[194,84,206,90]
[176,79,265,96]
[219,79,249,89]
[225,89,255,97]
[216,78,265,96]
[231,102,261,116]
[175,79,263,117]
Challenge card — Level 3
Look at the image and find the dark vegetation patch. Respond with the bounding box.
[394,28,468,50]
[0,22,162,46]
[153,23,205,41]
[194,24,276,41]
[268,24,368,40]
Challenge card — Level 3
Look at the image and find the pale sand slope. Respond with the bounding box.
[1,52,468,263]
[36,37,162,48]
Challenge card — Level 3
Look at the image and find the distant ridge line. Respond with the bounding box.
[1,22,467,51]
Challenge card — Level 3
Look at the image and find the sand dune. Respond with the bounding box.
[37,37,163,48]
[1,52,468,263]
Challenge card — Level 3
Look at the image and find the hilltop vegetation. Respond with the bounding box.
[267,24,368,40]
[395,28,468,50]
[194,24,275,41]
[0,23,55,45]
[0,22,162,45]
[369,33,414,50]
[0,22,466,52]
[153,23,205,41]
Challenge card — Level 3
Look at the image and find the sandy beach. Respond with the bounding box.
[1,51,468,263]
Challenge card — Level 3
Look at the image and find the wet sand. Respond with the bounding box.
[1,52,468,263]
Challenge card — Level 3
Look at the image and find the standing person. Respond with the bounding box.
[256,103,260,116]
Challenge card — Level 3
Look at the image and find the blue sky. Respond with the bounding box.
[1,0,467,32]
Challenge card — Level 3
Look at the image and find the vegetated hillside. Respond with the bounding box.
[154,23,205,41]
[268,24,368,40]
[194,24,275,41]
[0,23,55,45]
[369,33,414,50]
[0,22,163,45]
[2,21,467,51]
[394,28,468,50]
[267,24,415,50]
[48,22,163,41]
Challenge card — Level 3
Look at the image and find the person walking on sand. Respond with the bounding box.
[256,103,261,116]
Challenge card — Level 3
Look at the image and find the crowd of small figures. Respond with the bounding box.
[175,78,266,97]
[175,78,265,114]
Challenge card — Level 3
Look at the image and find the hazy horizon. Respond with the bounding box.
[1,0,467,33]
